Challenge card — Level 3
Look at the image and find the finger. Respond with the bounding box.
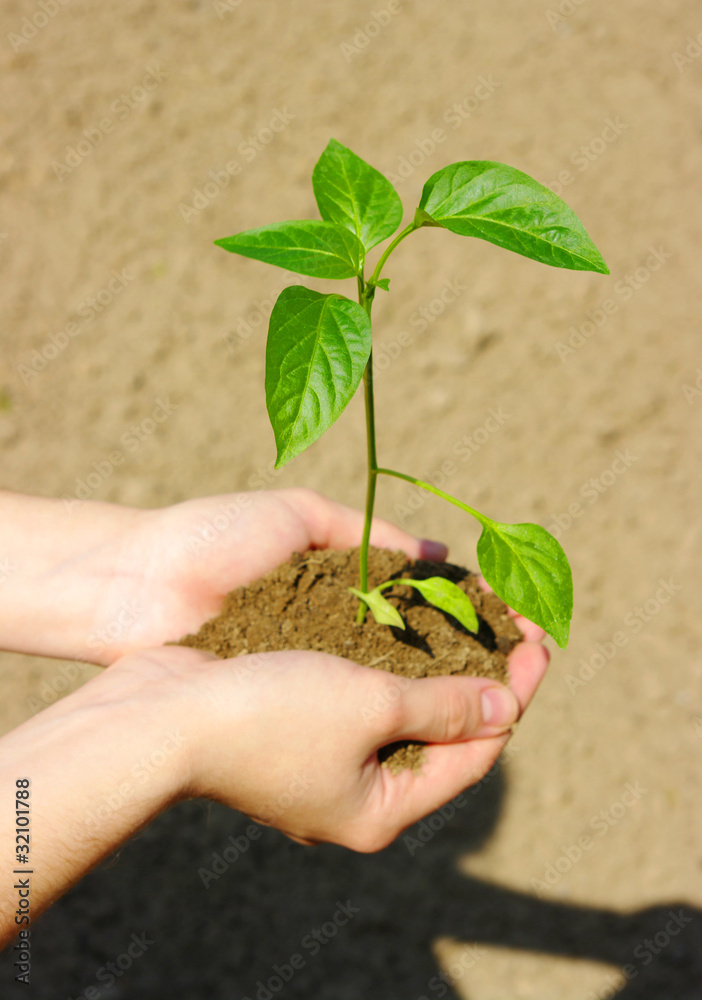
[375,733,510,835]
[511,616,546,642]
[282,488,447,561]
[506,640,550,713]
[383,674,520,745]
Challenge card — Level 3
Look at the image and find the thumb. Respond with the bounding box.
[383,675,520,745]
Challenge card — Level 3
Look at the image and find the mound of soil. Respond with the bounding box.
[177,546,522,771]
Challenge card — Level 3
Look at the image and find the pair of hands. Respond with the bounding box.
[85,487,549,850]
[0,487,549,943]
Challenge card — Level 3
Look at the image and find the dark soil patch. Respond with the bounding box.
[177,546,522,771]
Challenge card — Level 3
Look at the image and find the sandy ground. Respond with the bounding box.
[1,0,701,996]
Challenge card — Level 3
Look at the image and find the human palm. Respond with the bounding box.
[94,488,452,663]
[93,488,546,681]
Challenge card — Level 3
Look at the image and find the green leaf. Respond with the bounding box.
[349,587,405,629]
[372,277,391,292]
[476,521,573,648]
[418,161,609,274]
[312,138,403,251]
[266,286,371,467]
[214,220,364,279]
[395,577,479,633]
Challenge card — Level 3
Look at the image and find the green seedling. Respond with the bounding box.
[215,139,608,647]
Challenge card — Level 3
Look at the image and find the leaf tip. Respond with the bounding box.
[554,628,570,649]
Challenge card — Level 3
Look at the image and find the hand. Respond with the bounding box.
[101,602,548,851]
[0,488,448,666]
[0,616,546,945]
[0,487,548,942]
[89,488,451,665]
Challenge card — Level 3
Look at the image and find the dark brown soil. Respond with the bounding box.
[178,547,522,771]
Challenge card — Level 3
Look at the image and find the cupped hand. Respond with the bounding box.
[93,488,448,665]
[101,602,548,852]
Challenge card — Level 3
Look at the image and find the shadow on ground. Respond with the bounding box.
[2,768,700,999]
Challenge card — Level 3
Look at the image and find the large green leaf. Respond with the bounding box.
[214,220,364,279]
[476,521,573,648]
[312,138,403,251]
[418,161,608,273]
[266,286,371,467]
[395,577,479,633]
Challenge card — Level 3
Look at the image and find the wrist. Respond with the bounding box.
[69,648,199,808]
[0,651,192,941]
[0,491,145,664]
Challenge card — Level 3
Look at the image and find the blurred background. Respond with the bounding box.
[1,0,701,996]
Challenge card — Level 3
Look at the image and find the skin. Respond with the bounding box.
[0,488,548,948]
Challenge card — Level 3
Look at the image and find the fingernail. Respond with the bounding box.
[420,539,448,562]
[481,686,519,727]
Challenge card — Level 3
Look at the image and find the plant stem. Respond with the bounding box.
[376,467,490,527]
[367,221,418,287]
[355,222,420,624]
[356,280,378,623]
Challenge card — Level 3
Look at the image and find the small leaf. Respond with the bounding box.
[313,138,403,251]
[476,521,573,648]
[214,220,364,279]
[418,161,609,274]
[266,286,371,467]
[349,587,405,629]
[396,577,479,633]
[373,277,391,291]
